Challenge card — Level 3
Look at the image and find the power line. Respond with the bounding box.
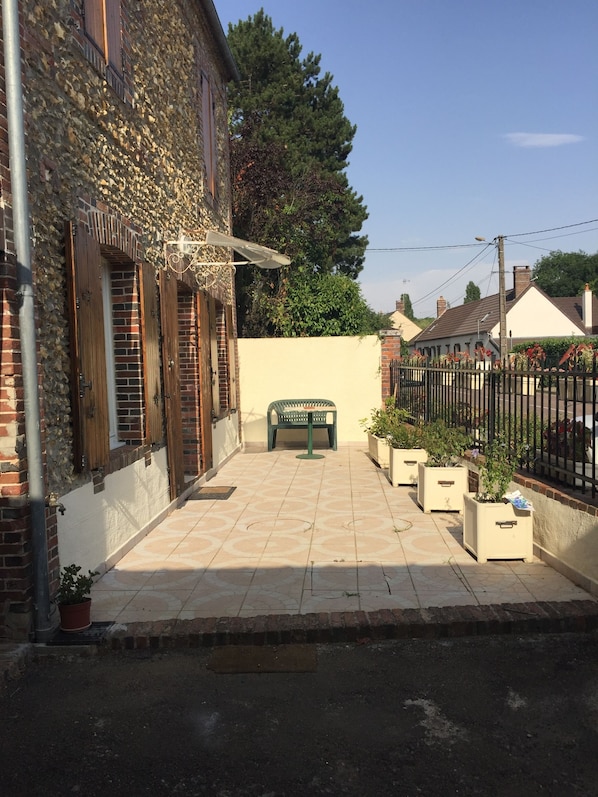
[506,218,598,239]
[367,243,482,252]
[365,218,598,253]
[410,244,493,308]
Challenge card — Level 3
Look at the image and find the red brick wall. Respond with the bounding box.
[179,292,201,475]
[380,330,403,402]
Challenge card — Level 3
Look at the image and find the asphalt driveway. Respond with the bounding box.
[1,632,597,796]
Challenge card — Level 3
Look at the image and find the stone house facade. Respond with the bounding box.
[0,0,241,640]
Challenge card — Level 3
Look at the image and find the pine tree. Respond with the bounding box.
[401,293,415,320]
[464,281,481,303]
[227,11,369,335]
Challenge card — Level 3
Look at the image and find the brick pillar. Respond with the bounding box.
[380,330,402,402]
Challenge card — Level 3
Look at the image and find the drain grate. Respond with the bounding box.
[188,486,236,500]
[48,621,113,646]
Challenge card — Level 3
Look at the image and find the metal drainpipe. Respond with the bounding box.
[2,0,53,641]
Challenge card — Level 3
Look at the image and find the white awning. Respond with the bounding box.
[205,230,291,269]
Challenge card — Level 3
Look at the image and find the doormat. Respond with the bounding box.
[188,485,236,500]
[207,644,317,674]
[48,621,113,647]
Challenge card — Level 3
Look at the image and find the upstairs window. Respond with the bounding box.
[201,72,218,200]
[84,0,122,74]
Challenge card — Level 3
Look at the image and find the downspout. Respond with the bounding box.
[2,0,53,641]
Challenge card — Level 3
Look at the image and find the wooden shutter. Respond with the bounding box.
[139,263,163,445]
[197,291,213,472]
[226,306,238,412]
[65,222,110,471]
[159,268,185,499]
[201,73,217,198]
[83,0,104,54]
[83,0,121,71]
[105,0,122,72]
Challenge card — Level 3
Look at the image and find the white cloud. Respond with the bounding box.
[504,132,584,148]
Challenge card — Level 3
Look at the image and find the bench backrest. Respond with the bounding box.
[268,399,336,424]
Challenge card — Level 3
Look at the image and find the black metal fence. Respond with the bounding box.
[389,360,598,499]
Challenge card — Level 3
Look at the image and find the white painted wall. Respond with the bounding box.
[238,336,382,446]
[57,448,170,574]
[212,414,241,463]
[490,288,585,338]
[517,482,598,595]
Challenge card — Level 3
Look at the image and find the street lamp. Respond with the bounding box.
[475,236,507,363]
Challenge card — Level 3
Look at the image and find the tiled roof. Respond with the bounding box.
[412,284,598,344]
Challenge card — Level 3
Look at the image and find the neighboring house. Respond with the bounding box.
[389,300,421,342]
[411,266,598,358]
[0,1,256,640]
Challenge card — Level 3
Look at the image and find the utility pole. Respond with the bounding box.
[497,235,507,364]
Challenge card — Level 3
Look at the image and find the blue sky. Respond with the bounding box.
[218,0,598,318]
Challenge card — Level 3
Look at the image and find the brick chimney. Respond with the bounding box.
[437,296,447,317]
[396,299,405,314]
[582,283,593,330]
[513,265,532,298]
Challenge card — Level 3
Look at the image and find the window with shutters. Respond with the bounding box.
[77,0,131,102]
[211,298,237,417]
[101,258,124,450]
[65,222,162,473]
[201,71,218,202]
[83,0,122,73]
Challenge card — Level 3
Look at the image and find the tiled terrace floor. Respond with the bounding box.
[91,444,595,624]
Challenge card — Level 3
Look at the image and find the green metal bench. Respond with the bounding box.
[267,399,337,452]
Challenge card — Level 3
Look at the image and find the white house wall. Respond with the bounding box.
[56,449,170,575]
[212,415,241,464]
[490,290,584,339]
[238,336,382,446]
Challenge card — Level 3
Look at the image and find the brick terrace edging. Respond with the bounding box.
[105,600,598,651]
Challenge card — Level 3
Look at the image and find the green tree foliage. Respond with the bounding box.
[532,250,598,296]
[246,269,386,337]
[464,281,481,303]
[401,293,414,320]
[227,11,369,336]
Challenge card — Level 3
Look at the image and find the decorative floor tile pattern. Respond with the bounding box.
[91,444,597,623]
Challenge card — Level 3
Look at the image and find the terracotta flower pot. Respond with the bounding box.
[58,598,92,632]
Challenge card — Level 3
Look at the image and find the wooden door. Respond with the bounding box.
[159,269,185,499]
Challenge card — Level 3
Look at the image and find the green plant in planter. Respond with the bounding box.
[360,397,410,438]
[388,421,424,449]
[56,564,99,605]
[472,432,524,502]
[421,419,470,466]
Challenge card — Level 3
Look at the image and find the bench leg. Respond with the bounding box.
[268,429,277,451]
[328,425,337,450]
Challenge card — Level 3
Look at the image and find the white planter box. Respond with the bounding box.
[515,374,539,395]
[367,433,390,469]
[463,493,534,563]
[417,463,468,513]
[388,447,427,487]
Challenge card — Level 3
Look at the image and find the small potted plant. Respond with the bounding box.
[417,419,471,512]
[387,421,427,487]
[56,563,99,632]
[463,433,534,563]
